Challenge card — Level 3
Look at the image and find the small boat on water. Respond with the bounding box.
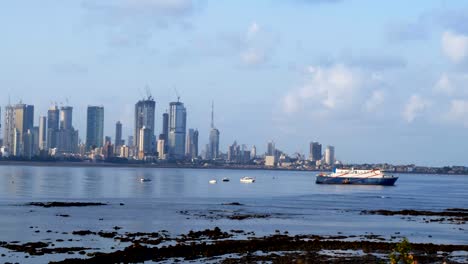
[240,177,255,183]
[316,168,398,186]
[140,178,151,182]
[222,177,230,182]
[209,179,217,184]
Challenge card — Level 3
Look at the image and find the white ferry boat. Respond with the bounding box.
[240,177,255,183]
[316,168,398,186]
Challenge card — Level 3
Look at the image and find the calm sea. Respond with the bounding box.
[0,165,466,262]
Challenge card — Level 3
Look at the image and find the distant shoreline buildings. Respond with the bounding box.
[0,95,339,169]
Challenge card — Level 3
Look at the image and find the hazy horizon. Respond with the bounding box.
[1,0,468,166]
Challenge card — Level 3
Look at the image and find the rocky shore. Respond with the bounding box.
[1,202,466,263]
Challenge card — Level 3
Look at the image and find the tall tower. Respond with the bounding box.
[162,112,169,140]
[38,116,47,151]
[134,96,156,153]
[59,106,73,130]
[325,145,335,165]
[57,106,78,153]
[3,103,34,156]
[86,106,104,150]
[47,105,60,149]
[115,121,123,147]
[208,101,220,160]
[309,142,322,161]
[138,126,152,159]
[186,128,198,159]
[168,101,187,159]
[267,141,275,156]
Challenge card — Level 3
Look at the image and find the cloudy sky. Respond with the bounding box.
[1,0,468,166]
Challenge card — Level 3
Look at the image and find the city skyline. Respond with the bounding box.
[0,98,339,164]
[2,1,468,166]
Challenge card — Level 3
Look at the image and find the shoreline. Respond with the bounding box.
[0,160,468,176]
[2,226,463,264]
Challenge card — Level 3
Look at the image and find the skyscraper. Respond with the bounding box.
[3,103,34,156]
[138,126,152,159]
[59,106,73,130]
[162,112,169,140]
[57,106,78,154]
[47,105,60,150]
[251,145,257,159]
[86,106,104,150]
[309,142,322,161]
[168,101,187,159]
[267,141,275,156]
[115,121,123,147]
[38,116,47,151]
[134,97,156,153]
[325,145,335,165]
[208,101,220,160]
[186,128,198,159]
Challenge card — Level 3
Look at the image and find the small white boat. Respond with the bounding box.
[222,177,230,182]
[140,178,151,182]
[240,177,255,183]
[209,179,217,184]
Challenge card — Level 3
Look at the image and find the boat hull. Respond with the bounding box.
[315,176,398,186]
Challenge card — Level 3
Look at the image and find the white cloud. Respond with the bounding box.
[238,22,276,66]
[442,31,468,63]
[364,90,385,112]
[402,94,430,123]
[247,22,260,40]
[85,0,194,16]
[282,64,375,114]
[446,99,468,126]
[434,72,468,96]
[282,93,299,114]
[434,73,453,95]
[241,49,266,65]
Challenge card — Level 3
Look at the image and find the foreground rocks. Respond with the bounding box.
[362,208,468,225]
[39,228,467,264]
[27,202,107,208]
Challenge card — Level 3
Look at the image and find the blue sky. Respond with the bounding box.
[1,0,468,166]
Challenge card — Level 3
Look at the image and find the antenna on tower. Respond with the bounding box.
[211,100,214,129]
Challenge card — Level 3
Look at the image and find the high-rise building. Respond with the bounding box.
[38,116,47,151]
[59,106,73,130]
[267,141,275,156]
[157,138,166,159]
[128,136,134,147]
[23,129,34,159]
[168,101,187,159]
[251,145,257,159]
[86,106,104,150]
[208,102,220,160]
[186,128,198,159]
[3,103,34,156]
[138,126,152,159]
[162,112,169,140]
[309,142,322,161]
[115,121,123,147]
[56,106,78,154]
[325,145,335,165]
[228,141,240,163]
[47,105,60,150]
[3,105,15,152]
[134,97,156,153]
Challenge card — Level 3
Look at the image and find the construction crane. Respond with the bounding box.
[174,87,180,102]
[145,85,153,100]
